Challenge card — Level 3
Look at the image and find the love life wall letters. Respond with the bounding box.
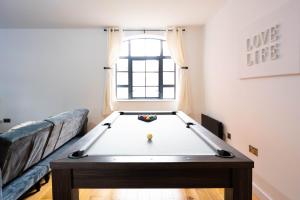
[240,1,300,79]
[246,24,280,67]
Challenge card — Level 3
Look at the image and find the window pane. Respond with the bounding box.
[132,87,145,98]
[146,87,159,98]
[146,60,159,72]
[163,59,175,71]
[117,72,128,85]
[132,60,145,72]
[163,87,175,99]
[133,73,145,86]
[163,72,175,85]
[146,73,158,86]
[145,39,161,56]
[120,41,129,56]
[116,38,176,100]
[117,87,128,99]
[117,59,128,71]
[131,39,145,56]
[163,41,171,56]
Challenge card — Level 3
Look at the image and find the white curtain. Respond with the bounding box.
[102,27,123,115]
[166,27,191,114]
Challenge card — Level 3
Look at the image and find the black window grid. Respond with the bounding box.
[116,39,176,100]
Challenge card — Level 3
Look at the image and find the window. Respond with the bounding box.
[116,36,176,100]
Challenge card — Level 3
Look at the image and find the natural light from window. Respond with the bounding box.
[116,36,176,100]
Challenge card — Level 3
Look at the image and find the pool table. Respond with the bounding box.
[51,111,254,200]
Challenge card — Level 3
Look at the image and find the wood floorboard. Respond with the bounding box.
[24,176,259,200]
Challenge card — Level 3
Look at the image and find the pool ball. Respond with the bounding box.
[147,133,153,140]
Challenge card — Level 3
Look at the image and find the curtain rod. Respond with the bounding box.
[103,28,186,32]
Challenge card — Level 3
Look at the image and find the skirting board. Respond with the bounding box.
[253,182,273,200]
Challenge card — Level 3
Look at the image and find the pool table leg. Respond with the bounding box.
[224,168,252,200]
[52,169,79,200]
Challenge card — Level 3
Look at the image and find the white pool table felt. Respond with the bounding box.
[86,114,215,156]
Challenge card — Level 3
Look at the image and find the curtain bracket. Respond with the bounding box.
[103,67,112,70]
[181,66,189,69]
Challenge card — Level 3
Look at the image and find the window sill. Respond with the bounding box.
[116,99,176,102]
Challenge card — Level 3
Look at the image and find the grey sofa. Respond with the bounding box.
[0,108,89,200]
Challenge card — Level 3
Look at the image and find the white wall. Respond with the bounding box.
[0,29,107,131]
[0,26,204,131]
[203,0,300,199]
[184,26,205,122]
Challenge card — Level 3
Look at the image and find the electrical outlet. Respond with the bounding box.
[249,145,258,156]
[227,132,231,139]
[3,118,11,123]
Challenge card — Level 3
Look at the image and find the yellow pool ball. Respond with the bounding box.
[147,133,153,140]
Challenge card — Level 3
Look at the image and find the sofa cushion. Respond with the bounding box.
[38,136,81,168]
[0,121,52,185]
[24,125,53,170]
[2,165,49,200]
[45,109,89,153]
[41,119,64,159]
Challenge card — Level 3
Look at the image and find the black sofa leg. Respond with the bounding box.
[19,174,50,199]
[78,117,88,136]
[44,173,50,183]
[39,172,50,186]
[34,182,41,192]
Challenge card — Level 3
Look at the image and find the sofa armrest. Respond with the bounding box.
[77,117,88,137]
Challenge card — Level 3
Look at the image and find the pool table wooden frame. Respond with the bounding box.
[51,111,254,200]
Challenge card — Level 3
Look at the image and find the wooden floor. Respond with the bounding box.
[25,176,259,200]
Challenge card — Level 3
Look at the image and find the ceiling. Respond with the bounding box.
[0,0,226,28]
